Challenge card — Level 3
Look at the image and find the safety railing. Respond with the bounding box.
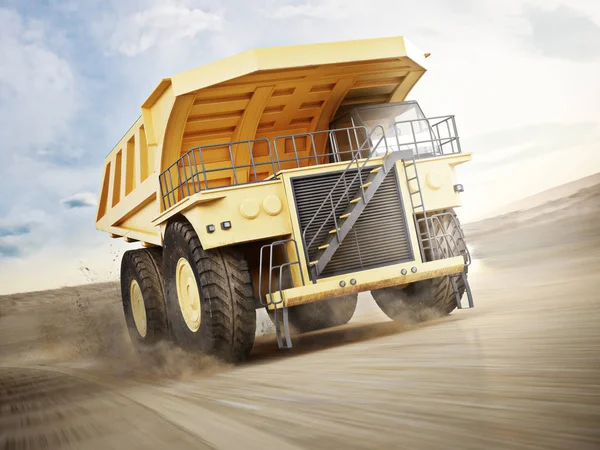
[393,115,461,159]
[158,118,461,210]
[300,126,389,262]
[158,126,376,209]
[258,238,305,348]
[416,212,471,266]
[159,138,278,210]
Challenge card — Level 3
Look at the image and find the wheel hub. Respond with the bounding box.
[130,279,147,337]
[175,257,201,332]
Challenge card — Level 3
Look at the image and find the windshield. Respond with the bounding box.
[330,102,441,159]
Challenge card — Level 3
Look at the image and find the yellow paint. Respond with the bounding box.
[268,256,465,309]
[426,171,443,190]
[95,36,473,312]
[176,257,202,332]
[171,181,292,250]
[401,153,472,212]
[96,36,428,235]
[239,198,260,219]
[130,279,147,337]
[262,194,283,216]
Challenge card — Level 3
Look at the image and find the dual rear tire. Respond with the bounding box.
[120,220,256,363]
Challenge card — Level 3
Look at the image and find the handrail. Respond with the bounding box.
[273,126,369,170]
[393,115,460,159]
[158,117,461,210]
[159,138,278,209]
[301,125,388,256]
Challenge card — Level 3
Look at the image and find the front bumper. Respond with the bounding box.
[267,256,465,309]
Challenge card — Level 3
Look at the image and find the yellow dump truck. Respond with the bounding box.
[96,36,473,361]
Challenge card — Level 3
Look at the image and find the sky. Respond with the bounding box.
[0,0,599,294]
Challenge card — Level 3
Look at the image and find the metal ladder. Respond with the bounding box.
[404,158,474,310]
[258,239,305,349]
[402,156,437,262]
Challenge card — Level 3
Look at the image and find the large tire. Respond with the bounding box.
[162,220,256,362]
[274,294,358,333]
[373,209,467,321]
[120,248,168,349]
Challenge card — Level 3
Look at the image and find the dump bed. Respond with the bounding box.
[96,36,429,245]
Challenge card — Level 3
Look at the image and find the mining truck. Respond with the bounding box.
[96,36,473,362]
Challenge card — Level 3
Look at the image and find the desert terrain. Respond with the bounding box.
[1,179,599,449]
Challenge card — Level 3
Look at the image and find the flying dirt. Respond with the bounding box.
[1,179,599,449]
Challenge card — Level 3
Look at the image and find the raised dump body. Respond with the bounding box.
[97,36,474,361]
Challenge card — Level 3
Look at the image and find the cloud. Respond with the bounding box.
[0,242,21,258]
[110,1,223,56]
[0,222,30,259]
[60,192,98,209]
[266,0,361,19]
[0,8,81,158]
[0,224,31,237]
[523,5,600,62]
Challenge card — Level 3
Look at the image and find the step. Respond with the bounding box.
[318,244,329,250]
[339,213,351,219]
[370,167,381,174]
[349,197,361,204]
[362,182,372,188]
[329,228,339,234]
[309,260,319,266]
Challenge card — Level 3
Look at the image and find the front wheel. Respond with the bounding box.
[162,220,256,362]
[271,294,358,333]
[372,209,468,321]
[372,276,465,321]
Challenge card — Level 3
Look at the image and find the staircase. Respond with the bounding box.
[307,152,403,279]
[302,126,404,280]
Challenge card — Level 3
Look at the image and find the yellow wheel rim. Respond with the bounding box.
[130,279,147,337]
[176,257,201,332]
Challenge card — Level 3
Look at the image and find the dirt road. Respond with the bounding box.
[1,184,599,449]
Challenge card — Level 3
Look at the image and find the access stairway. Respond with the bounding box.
[306,150,403,279]
[303,127,474,310]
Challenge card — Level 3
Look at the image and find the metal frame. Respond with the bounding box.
[290,167,414,280]
[258,239,305,349]
[393,116,461,159]
[415,211,474,309]
[299,126,388,262]
[159,138,278,210]
[157,116,462,211]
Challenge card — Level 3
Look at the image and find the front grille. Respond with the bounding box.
[291,168,413,279]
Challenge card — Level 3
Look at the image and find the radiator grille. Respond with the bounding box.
[291,168,413,279]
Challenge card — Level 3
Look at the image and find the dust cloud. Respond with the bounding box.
[0,178,599,449]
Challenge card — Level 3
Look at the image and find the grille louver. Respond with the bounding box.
[292,168,413,279]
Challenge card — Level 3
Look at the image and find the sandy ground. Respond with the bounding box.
[1,182,599,449]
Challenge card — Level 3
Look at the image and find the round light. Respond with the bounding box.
[411,267,417,273]
[339,280,346,287]
[401,268,407,275]
[350,278,357,285]
[263,194,283,216]
[426,172,443,190]
[239,198,260,219]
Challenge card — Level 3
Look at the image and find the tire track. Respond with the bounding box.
[0,367,212,450]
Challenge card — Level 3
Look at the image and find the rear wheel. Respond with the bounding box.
[163,220,256,362]
[372,209,467,321]
[273,294,358,333]
[120,248,168,349]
